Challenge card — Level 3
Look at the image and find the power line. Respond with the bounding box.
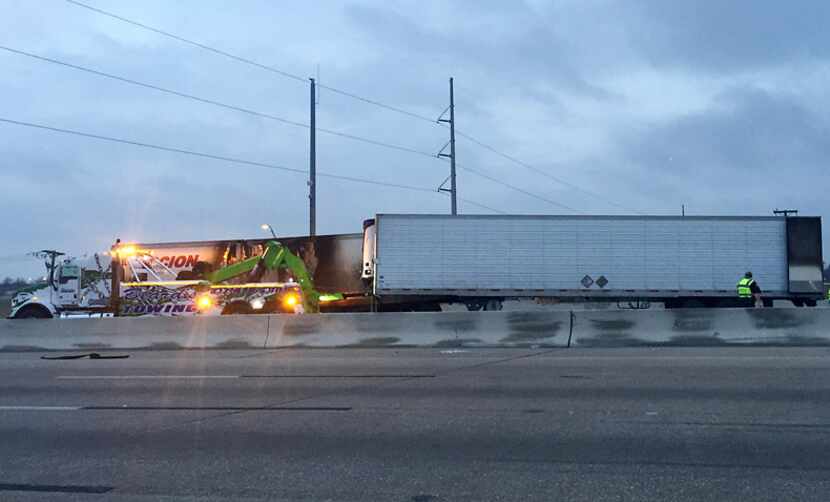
[457,163,581,213]
[62,0,638,215]
[435,189,504,214]
[459,198,506,214]
[65,0,306,83]
[1,116,502,214]
[0,49,505,214]
[60,0,616,216]
[0,117,438,194]
[0,46,438,160]
[64,0,439,125]
[453,128,642,214]
[316,84,437,124]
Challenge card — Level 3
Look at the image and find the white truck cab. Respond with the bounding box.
[9,254,113,319]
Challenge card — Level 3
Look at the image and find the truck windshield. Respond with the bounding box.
[59,265,80,284]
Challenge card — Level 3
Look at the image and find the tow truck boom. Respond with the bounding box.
[205,240,323,313]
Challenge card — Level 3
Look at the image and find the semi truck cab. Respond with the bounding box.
[9,254,114,319]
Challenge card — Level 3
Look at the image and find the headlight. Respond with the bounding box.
[195,294,213,311]
[250,297,265,310]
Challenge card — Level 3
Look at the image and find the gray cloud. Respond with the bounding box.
[624,86,830,175]
[629,0,830,70]
[601,84,829,219]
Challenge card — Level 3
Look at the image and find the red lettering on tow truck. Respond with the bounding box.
[155,255,199,269]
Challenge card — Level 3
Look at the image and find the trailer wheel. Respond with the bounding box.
[465,299,503,311]
[13,305,53,319]
[483,300,503,311]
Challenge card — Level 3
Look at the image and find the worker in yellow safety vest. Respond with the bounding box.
[737,271,762,307]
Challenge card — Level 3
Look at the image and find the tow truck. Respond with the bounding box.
[186,239,343,315]
[8,240,334,318]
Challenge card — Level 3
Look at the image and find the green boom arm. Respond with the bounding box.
[205,240,321,313]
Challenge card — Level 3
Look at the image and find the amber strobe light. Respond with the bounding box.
[283,293,299,308]
[196,294,213,311]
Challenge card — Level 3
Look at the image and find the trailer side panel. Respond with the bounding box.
[374,214,793,297]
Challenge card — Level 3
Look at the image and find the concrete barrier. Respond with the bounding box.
[0,316,269,351]
[265,311,571,348]
[571,308,830,347]
[2,308,827,352]
[0,311,571,352]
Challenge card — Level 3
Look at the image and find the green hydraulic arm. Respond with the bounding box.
[204,240,330,313]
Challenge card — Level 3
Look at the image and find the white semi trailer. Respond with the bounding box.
[361,214,825,310]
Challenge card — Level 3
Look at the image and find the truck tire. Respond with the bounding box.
[465,301,484,312]
[483,299,503,311]
[221,302,253,316]
[465,299,503,311]
[13,305,53,319]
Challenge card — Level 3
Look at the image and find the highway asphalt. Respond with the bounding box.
[1,347,829,501]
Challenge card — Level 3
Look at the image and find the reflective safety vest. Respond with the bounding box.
[737,278,755,298]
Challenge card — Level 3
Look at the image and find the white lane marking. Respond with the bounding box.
[543,356,830,360]
[0,406,80,411]
[56,375,239,380]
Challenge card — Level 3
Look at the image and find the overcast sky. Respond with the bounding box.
[1,0,828,279]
